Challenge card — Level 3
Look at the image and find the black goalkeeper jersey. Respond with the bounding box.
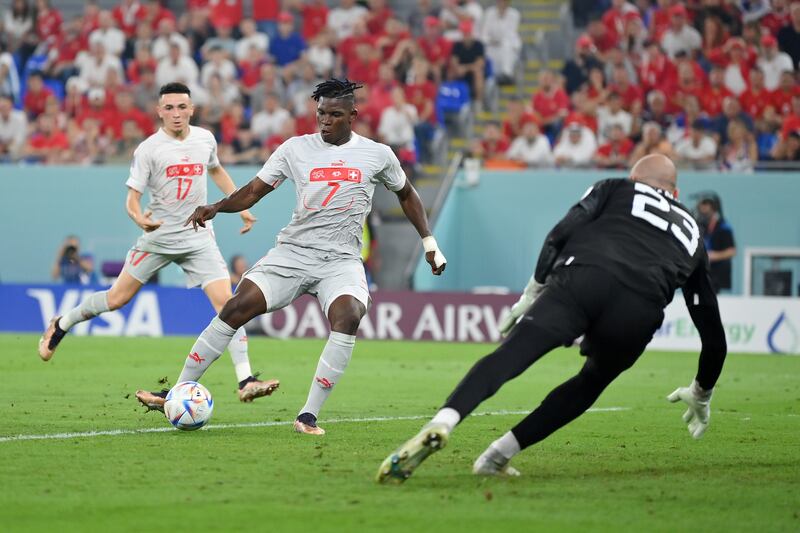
[535,178,716,308]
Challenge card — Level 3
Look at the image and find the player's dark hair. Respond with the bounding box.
[311,78,363,105]
[159,82,191,97]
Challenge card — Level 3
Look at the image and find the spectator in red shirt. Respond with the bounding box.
[297,0,329,41]
[648,0,673,42]
[25,113,71,163]
[365,0,394,35]
[586,19,617,61]
[46,20,85,84]
[74,88,117,133]
[294,98,319,136]
[700,66,733,117]
[564,88,599,134]
[593,123,634,169]
[23,72,55,119]
[345,41,381,86]
[739,68,776,123]
[107,91,154,140]
[762,0,791,35]
[779,94,800,138]
[209,0,243,30]
[771,70,800,116]
[417,16,452,83]
[336,19,374,77]
[609,65,642,115]
[708,37,756,96]
[126,45,158,84]
[502,96,538,140]
[140,0,175,31]
[638,41,673,95]
[667,60,705,115]
[585,66,609,111]
[531,69,569,140]
[112,0,145,38]
[601,0,636,47]
[471,121,510,161]
[35,0,63,46]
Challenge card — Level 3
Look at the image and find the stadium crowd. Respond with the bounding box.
[0,0,798,172]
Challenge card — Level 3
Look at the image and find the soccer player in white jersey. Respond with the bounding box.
[136,79,448,435]
[38,82,280,405]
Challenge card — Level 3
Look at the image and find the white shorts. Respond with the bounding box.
[122,242,229,289]
[243,243,370,315]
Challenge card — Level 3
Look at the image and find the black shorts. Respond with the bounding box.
[519,265,665,365]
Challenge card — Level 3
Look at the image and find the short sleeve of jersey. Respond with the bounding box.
[373,145,407,192]
[125,144,150,192]
[207,130,220,169]
[255,139,291,188]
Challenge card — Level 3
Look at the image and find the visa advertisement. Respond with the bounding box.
[0,284,797,355]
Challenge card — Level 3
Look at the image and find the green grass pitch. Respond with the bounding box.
[1,333,798,532]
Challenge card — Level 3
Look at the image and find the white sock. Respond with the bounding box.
[430,407,461,433]
[298,331,355,418]
[228,327,252,383]
[491,431,521,460]
[59,291,110,331]
[178,316,236,382]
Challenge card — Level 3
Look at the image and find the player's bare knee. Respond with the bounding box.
[106,290,132,310]
[330,313,361,335]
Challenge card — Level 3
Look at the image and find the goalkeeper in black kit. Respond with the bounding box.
[377,154,727,483]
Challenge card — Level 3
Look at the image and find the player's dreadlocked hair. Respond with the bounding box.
[311,78,364,104]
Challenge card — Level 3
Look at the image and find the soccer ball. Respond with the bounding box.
[164,381,214,431]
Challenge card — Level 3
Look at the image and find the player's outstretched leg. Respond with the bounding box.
[376,422,450,484]
[471,355,632,476]
[39,273,141,361]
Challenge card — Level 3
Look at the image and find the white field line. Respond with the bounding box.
[0,407,630,443]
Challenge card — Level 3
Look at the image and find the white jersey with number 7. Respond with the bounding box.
[125,126,220,253]
[256,133,407,258]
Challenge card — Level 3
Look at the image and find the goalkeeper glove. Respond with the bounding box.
[498,274,545,337]
[667,380,713,439]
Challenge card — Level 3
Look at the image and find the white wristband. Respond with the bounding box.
[422,236,438,253]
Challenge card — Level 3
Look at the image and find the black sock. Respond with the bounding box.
[297,412,317,426]
[238,376,256,390]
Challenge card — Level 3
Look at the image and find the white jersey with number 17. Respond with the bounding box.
[125,126,220,253]
[256,133,407,257]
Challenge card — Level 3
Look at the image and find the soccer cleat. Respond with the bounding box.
[472,446,521,477]
[294,412,325,435]
[238,377,280,403]
[376,423,449,484]
[38,316,67,361]
[135,389,168,412]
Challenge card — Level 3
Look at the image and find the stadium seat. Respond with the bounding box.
[436,80,472,138]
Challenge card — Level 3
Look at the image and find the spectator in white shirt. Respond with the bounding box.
[305,32,335,78]
[379,87,419,148]
[251,92,291,141]
[235,18,269,62]
[200,45,237,87]
[89,10,126,58]
[597,91,633,144]
[327,0,369,42]
[155,41,199,88]
[758,33,794,91]
[481,0,521,82]
[0,94,27,160]
[75,37,124,88]
[506,121,553,167]
[151,19,191,61]
[554,122,597,167]
[441,0,483,41]
[675,119,718,170]
[660,4,702,59]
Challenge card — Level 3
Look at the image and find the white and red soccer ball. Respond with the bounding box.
[164,381,214,431]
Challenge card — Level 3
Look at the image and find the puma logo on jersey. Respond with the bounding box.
[331,159,345,166]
